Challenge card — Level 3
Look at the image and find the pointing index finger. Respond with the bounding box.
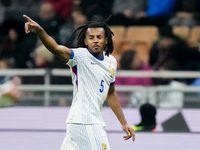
[23,14,33,23]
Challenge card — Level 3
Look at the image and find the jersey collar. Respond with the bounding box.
[87,48,104,61]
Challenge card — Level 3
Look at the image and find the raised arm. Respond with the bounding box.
[106,85,135,141]
[23,14,71,63]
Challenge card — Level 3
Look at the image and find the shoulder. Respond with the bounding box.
[71,47,88,55]
[105,54,117,69]
[105,54,117,63]
[72,47,87,51]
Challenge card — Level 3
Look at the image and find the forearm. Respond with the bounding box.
[37,28,71,62]
[37,29,60,55]
[106,92,127,125]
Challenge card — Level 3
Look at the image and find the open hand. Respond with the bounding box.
[122,123,135,141]
[23,14,43,34]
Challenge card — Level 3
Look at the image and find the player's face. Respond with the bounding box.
[84,28,107,58]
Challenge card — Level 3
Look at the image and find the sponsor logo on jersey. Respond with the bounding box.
[91,62,96,65]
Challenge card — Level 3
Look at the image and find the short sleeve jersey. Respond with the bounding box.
[66,48,117,126]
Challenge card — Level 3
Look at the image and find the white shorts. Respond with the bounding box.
[60,124,110,150]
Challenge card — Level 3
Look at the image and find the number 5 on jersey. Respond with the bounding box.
[99,80,104,93]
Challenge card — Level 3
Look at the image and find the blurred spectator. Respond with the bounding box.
[1,0,41,23]
[145,0,176,17]
[71,0,82,13]
[44,0,72,21]
[156,60,185,108]
[184,33,200,84]
[185,58,200,84]
[109,0,176,26]
[35,2,65,44]
[0,58,22,107]
[116,50,153,86]
[111,0,147,17]
[59,12,88,47]
[132,103,157,132]
[149,25,200,71]
[0,19,36,68]
[23,45,54,84]
[108,0,147,26]
[31,44,54,69]
[80,0,114,21]
[115,50,154,107]
[24,44,71,85]
[168,0,200,27]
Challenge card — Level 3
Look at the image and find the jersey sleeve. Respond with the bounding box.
[110,56,117,85]
[66,48,85,67]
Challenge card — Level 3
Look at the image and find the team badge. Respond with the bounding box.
[109,65,114,75]
[102,143,107,149]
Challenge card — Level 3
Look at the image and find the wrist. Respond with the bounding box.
[36,27,44,34]
[121,121,128,126]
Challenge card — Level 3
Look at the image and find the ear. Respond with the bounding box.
[84,38,87,45]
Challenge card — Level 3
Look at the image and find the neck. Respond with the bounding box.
[87,49,104,61]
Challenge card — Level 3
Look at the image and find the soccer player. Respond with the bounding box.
[23,14,135,150]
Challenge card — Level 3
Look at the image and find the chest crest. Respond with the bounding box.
[109,65,114,75]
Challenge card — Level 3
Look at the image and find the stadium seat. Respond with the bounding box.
[125,26,158,44]
[188,26,200,47]
[119,26,159,63]
[173,26,190,40]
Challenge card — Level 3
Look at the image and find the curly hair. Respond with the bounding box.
[71,17,114,56]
